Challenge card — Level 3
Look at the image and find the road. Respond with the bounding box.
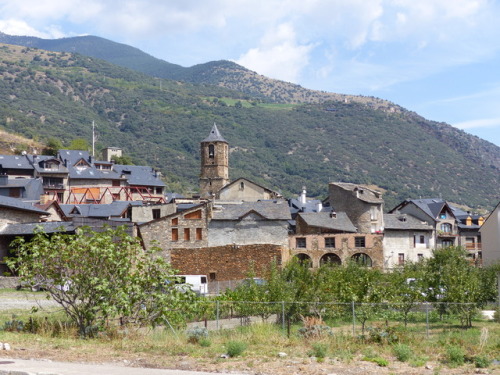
[0,358,247,375]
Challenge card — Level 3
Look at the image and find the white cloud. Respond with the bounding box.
[235,23,314,83]
[454,118,500,130]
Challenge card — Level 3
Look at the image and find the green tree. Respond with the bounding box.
[111,154,134,165]
[68,138,90,151]
[43,137,63,156]
[8,226,195,337]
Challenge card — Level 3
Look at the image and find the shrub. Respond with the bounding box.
[186,326,208,344]
[3,316,24,332]
[393,343,412,362]
[474,355,491,368]
[226,341,247,357]
[363,356,389,367]
[298,315,333,339]
[308,342,328,359]
[366,325,399,344]
[199,338,211,347]
[446,346,464,367]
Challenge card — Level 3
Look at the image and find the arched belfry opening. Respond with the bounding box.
[199,123,229,198]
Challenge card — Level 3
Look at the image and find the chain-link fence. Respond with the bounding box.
[187,300,488,338]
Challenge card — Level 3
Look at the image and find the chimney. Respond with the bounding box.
[299,186,307,205]
[316,201,323,212]
[330,211,337,219]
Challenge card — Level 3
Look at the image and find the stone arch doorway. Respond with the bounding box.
[351,253,372,267]
[294,253,312,267]
[320,253,341,266]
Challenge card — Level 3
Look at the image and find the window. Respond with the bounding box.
[208,144,215,158]
[112,180,120,187]
[296,237,306,248]
[209,272,217,281]
[419,235,425,244]
[417,253,424,261]
[442,239,454,247]
[196,228,203,241]
[355,236,366,248]
[352,253,372,267]
[152,209,161,220]
[440,223,452,233]
[184,228,190,241]
[325,237,335,248]
[440,213,447,219]
[398,253,405,265]
[171,228,178,241]
[240,181,245,190]
[156,187,163,194]
[171,218,178,226]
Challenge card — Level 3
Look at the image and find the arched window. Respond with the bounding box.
[208,144,215,158]
[294,253,312,267]
[320,253,341,266]
[352,253,372,267]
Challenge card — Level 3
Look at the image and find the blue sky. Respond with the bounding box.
[1,0,500,147]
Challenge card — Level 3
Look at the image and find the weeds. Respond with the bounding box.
[226,341,247,357]
[446,345,465,367]
[308,342,328,359]
[392,343,412,362]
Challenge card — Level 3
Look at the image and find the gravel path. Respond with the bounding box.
[0,291,59,311]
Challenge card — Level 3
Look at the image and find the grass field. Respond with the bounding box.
[0,289,498,375]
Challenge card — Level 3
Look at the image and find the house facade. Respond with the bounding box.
[480,202,500,267]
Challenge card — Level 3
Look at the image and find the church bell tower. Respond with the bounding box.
[199,124,229,198]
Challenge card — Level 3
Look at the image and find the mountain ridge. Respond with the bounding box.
[0,38,498,211]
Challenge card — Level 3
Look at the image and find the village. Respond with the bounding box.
[0,123,497,291]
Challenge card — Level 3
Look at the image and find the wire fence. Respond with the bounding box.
[186,300,493,338]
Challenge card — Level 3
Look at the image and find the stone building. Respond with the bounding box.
[328,182,384,233]
[218,178,282,202]
[199,124,229,198]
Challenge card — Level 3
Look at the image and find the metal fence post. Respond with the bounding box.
[425,303,429,339]
[352,301,355,336]
[281,301,285,331]
[216,300,220,330]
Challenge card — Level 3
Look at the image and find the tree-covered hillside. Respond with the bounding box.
[0,43,498,210]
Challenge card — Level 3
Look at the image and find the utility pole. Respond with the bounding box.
[92,121,96,157]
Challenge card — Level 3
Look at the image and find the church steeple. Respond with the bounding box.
[199,124,229,198]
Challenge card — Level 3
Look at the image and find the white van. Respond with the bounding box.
[175,275,208,295]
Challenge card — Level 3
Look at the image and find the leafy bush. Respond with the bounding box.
[199,338,211,347]
[393,343,412,362]
[186,326,208,344]
[2,316,24,332]
[366,325,399,344]
[226,341,247,357]
[363,356,389,367]
[308,342,328,359]
[446,346,465,367]
[474,355,491,368]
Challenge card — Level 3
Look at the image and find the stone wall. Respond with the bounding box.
[289,233,383,268]
[0,208,42,225]
[171,244,287,281]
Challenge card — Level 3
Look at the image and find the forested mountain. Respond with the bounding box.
[0,41,498,210]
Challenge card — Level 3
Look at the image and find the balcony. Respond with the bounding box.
[43,184,65,190]
[437,231,458,237]
[465,243,482,251]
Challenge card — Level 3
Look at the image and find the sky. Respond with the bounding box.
[1,0,500,147]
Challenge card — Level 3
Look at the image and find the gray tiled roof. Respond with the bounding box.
[298,211,357,232]
[112,165,165,187]
[202,124,227,143]
[60,201,131,218]
[212,201,291,221]
[0,195,47,214]
[331,182,384,204]
[58,150,122,180]
[27,155,69,174]
[0,178,44,201]
[0,155,33,170]
[383,213,433,230]
[0,221,74,235]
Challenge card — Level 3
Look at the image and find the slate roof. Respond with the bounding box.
[26,155,68,174]
[0,221,74,235]
[60,201,131,219]
[202,123,227,143]
[297,211,357,232]
[0,155,33,170]
[0,178,44,201]
[331,182,384,204]
[211,201,291,221]
[0,195,47,214]
[58,150,122,180]
[113,165,165,187]
[383,213,433,231]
